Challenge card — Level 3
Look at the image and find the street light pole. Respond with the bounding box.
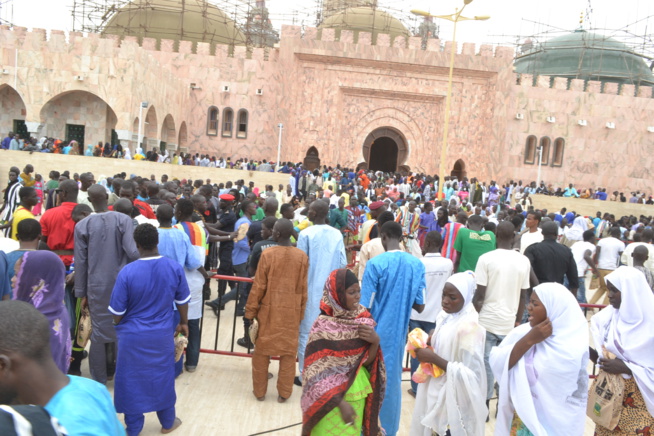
[537,145,543,188]
[411,3,489,200]
[276,123,283,172]
[137,101,148,152]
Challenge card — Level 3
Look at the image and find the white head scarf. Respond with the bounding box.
[564,216,588,241]
[592,266,654,416]
[123,147,132,159]
[444,271,476,307]
[490,283,589,436]
[411,271,488,436]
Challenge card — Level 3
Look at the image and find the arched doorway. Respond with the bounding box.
[369,138,398,172]
[303,146,321,171]
[160,114,176,152]
[144,105,158,152]
[362,127,408,173]
[39,90,117,146]
[178,121,188,153]
[450,159,466,180]
[0,85,27,139]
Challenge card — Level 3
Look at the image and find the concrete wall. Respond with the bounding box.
[1,151,288,189]
[530,194,654,218]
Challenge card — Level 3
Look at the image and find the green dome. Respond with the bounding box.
[515,30,654,86]
[103,0,245,46]
[319,7,410,43]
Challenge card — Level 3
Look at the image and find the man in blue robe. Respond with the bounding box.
[109,224,190,436]
[297,199,346,382]
[361,221,425,436]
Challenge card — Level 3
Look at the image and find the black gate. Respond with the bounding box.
[13,119,28,139]
[65,124,85,145]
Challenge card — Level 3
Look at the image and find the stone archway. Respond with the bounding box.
[0,85,27,138]
[451,159,466,180]
[362,127,408,173]
[160,114,176,151]
[178,121,188,153]
[39,90,117,145]
[303,146,321,171]
[144,105,158,152]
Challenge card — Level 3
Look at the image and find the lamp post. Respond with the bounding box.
[411,3,489,200]
[276,123,283,172]
[537,144,543,188]
[137,101,148,152]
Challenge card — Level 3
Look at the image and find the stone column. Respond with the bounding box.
[24,121,42,138]
[115,129,133,155]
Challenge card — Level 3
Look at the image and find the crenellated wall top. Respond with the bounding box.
[514,73,654,99]
[0,24,517,66]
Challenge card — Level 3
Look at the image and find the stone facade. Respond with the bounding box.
[1,24,653,192]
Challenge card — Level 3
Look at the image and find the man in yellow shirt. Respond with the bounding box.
[11,187,38,241]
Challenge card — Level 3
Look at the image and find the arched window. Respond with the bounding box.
[539,136,551,165]
[552,137,565,167]
[207,106,218,136]
[524,135,537,164]
[222,108,234,137]
[237,109,248,139]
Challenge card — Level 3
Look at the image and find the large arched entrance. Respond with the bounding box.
[39,90,117,145]
[450,159,466,180]
[0,85,27,139]
[160,114,176,151]
[143,105,158,152]
[362,127,408,173]
[178,121,188,153]
[303,146,321,171]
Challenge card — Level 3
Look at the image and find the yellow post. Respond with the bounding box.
[411,4,489,201]
[438,7,463,201]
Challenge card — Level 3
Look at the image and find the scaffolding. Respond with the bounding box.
[70,0,424,45]
[0,0,14,26]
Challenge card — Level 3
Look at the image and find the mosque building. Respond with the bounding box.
[1,0,653,192]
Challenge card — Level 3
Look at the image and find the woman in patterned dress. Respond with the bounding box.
[591,266,654,436]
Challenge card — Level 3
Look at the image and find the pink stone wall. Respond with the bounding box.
[0,25,652,192]
[504,75,654,192]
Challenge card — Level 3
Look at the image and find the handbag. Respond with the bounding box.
[174,334,188,363]
[76,306,92,349]
[587,351,625,430]
[248,318,259,344]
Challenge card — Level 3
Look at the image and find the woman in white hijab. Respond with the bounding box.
[410,271,487,436]
[562,216,588,247]
[490,283,589,436]
[123,147,132,160]
[591,266,654,435]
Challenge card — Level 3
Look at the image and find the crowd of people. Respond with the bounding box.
[1,158,653,436]
[6,130,654,204]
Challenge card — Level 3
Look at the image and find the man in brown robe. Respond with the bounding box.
[245,219,309,402]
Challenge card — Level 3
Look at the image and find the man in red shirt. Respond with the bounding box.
[120,181,155,219]
[40,179,78,267]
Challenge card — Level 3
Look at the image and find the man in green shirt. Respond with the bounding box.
[453,214,496,272]
[239,193,266,221]
[328,197,348,232]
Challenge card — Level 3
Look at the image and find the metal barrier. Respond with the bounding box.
[200,274,254,355]
[198,274,609,378]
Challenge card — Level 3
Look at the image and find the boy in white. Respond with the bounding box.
[569,229,599,303]
[473,221,531,413]
[589,226,625,305]
[408,231,453,396]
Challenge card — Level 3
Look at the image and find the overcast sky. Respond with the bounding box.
[3,0,653,51]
